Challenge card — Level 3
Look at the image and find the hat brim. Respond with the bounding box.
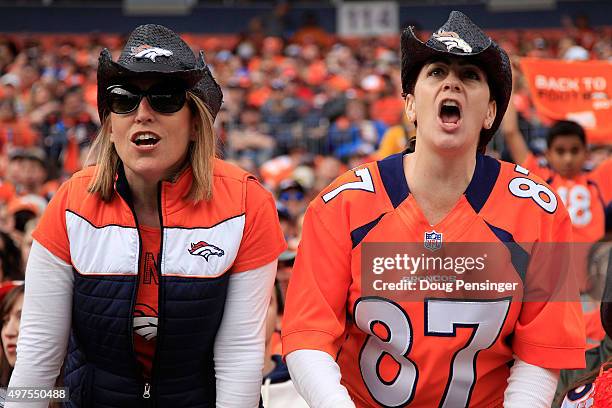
[401,27,511,143]
[97,48,206,120]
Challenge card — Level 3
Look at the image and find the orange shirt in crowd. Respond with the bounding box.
[591,157,612,206]
[0,180,15,205]
[248,55,286,73]
[247,86,272,108]
[523,153,605,243]
[370,97,405,127]
[0,119,38,148]
[292,27,330,47]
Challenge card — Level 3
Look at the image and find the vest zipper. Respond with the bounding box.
[148,182,165,401]
[116,164,157,404]
[143,382,151,399]
[123,191,149,401]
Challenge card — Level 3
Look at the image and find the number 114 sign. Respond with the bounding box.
[337,2,399,37]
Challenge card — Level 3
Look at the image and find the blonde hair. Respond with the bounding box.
[87,92,216,202]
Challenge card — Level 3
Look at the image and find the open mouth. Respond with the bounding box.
[132,132,160,147]
[439,99,462,125]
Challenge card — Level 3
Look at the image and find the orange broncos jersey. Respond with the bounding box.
[523,154,605,243]
[282,153,585,408]
[590,158,612,232]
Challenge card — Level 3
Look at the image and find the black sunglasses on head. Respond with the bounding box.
[106,84,187,115]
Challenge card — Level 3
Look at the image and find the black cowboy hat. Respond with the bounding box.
[97,24,223,121]
[401,11,512,147]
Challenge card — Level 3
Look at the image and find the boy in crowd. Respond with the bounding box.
[502,101,605,244]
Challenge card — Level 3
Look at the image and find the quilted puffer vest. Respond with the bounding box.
[63,163,252,407]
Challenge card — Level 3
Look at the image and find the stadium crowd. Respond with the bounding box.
[0,9,610,406]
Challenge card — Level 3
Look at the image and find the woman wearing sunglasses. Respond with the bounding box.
[7,25,286,408]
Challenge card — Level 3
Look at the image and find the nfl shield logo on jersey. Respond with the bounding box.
[424,230,443,252]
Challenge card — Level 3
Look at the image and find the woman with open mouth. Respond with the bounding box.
[282,11,586,408]
[7,24,286,407]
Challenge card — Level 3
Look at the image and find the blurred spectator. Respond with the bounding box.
[248,37,285,74]
[241,17,266,53]
[0,98,37,149]
[227,105,275,166]
[559,37,590,61]
[275,250,295,303]
[262,1,294,38]
[26,82,61,127]
[277,179,307,219]
[588,144,612,170]
[38,85,98,178]
[0,75,24,114]
[312,156,344,194]
[292,11,329,47]
[6,147,56,200]
[7,196,43,237]
[563,13,597,51]
[328,99,387,160]
[260,155,296,189]
[19,218,37,269]
[222,80,249,124]
[581,238,612,348]
[300,101,329,154]
[261,79,304,153]
[0,231,23,282]
[593,34,612,60]
[321,78,348,124]
[0,39,18,75]
[368,75,405,127]
[277,201,296,244]
[376,114,416,159]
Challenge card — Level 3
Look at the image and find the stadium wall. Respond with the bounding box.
[0,1,610,34]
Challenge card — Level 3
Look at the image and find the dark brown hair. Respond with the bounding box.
[0,285,24,386]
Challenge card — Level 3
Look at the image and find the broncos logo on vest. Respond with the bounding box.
[130,44,173,62]
[432,30,473,53]
[188,241,225,261]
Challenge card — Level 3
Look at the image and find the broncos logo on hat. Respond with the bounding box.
[432,31,473,53]
[131,45,173,62]
[188,241,225,261]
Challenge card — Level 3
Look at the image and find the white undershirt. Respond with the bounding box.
[286,349,559,408]
[7,240,275,408]
[503,355,560,407]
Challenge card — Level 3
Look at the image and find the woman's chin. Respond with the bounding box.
[428,134,473,154]
[124,161,166,184]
